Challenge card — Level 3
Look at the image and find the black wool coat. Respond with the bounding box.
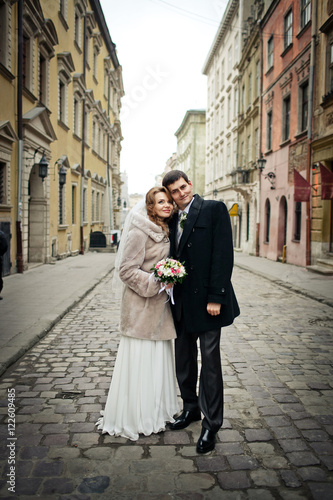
[169,195,240,334]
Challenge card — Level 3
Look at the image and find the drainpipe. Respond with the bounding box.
[16,0,24,273]
[80,9,87,254]
[306,0,317,266]
[256,19,264,257]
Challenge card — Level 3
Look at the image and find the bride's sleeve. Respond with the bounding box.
[119,228,160,298]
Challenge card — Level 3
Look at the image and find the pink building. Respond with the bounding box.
[260,0,312,265]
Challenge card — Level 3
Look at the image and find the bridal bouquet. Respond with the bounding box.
[150,258,187,303]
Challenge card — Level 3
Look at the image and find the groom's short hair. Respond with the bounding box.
[162,170,189,188]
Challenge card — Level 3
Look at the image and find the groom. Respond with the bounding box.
[162,170,240,453]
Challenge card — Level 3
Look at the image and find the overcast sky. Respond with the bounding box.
[100,0,228,194]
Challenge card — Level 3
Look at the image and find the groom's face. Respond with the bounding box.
[167,177,193,211]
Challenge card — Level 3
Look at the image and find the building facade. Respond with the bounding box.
[202,0,260,249]
[0,0,124,275]
[174,110,206,196]
[311,0,333,265]
[260,0,312,266]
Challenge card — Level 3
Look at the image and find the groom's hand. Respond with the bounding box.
[207,303,221,316]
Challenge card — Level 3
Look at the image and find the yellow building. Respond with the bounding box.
[0,0,124,275]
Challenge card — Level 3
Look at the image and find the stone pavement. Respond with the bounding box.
[0,254,332,499]
[0,252,116,377]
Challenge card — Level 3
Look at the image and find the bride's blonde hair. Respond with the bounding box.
[146,187,173,235]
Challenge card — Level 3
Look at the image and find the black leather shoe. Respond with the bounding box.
[169,409,201,430]
[196,428,216,453]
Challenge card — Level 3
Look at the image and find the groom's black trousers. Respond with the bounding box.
[174,315,224,433]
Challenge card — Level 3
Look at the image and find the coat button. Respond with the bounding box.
[188,242,192,247]
[190,265,194,270]
[194,288,198,294]
[221,288,225,293]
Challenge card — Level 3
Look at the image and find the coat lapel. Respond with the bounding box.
[178,195,203,255]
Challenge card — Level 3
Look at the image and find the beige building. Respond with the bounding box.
[0,0,124,275]
[310,0,333,267]
[174,110,206,196]
[202,0,266,250]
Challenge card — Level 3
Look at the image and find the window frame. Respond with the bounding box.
[284,8,293,51]
[267,36,274,71]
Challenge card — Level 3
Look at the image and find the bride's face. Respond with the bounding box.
[153,192,173,219]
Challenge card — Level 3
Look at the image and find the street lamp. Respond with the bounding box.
[38,154,49,181]
[58,165,67,186]
[257,157,267,173]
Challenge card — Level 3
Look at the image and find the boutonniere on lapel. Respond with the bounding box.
[179,212,187,229]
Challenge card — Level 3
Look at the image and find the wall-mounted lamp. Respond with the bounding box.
[265,171,276,189]
[58,165,67,186]
[257,157,267,173]
[117,196,121,207]
[213,189,218,198]
[26,147,49,181]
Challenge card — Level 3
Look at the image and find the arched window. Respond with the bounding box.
[265,199,270,243]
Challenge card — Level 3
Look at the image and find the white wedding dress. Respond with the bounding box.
[96,335,179,441]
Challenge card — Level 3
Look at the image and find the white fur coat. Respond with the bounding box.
[119,212,176,341]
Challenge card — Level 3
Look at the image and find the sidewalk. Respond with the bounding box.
[0,252,116,377]
[0,250,332,378]
[234,251,333,308]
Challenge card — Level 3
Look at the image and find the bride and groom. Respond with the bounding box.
[96,170,240,454]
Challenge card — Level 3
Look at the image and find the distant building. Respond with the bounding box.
[174,110,206,196]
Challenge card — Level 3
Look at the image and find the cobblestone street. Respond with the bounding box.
[0,265,333,499]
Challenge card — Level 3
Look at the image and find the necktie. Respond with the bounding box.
[176,213,183,248]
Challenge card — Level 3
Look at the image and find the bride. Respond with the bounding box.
[96,186,179,440]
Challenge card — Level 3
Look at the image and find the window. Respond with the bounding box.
[216,70,219,95]
[256,60,260,97]
[221,59,225,88]
[247,135,251,163]
[267,36,274,70]
[233,139,237,167]
[72,185,76,224]
[234,87,238,118]
[104,68,109,97]
[228,46,232,75]
[246,203,250,241]
[0,3,9,68]
[220,103,224,132]
[59,183,65,225]
[39,53,47,104]
[255,128,259,158]
[227,142,231,171]
[241,141,245,166]
[284,9,293,50]
[234,34,239,64]
[91,189,95,221]
[0,162,7,204]
[227,94,231,124]
[241,85,245,112]
[73,96,80,136]
[294,202,302,241]
[265,199,271,243]
[93,47,98,79]
[267,110,273,150]
[23,34,32,90]
[329,41,333,94]
[60,0,67,19]
[300,81,309,131]
[83,187,87,222]
[300,0,311,29]
[283,95,291,141]
[96,192,100,221]
[74,9,81,48]
[59,80,66,123]
[248,73,252,105]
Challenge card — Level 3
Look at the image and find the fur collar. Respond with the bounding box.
[131,212,167,242]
